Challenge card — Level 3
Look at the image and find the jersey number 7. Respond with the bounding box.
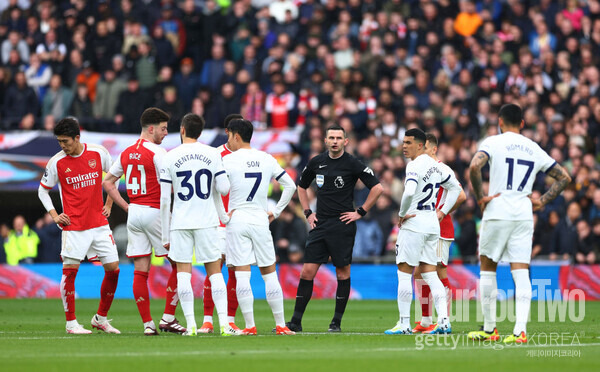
[245,172,262,202]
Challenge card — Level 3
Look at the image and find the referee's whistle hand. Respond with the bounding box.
[307,214,317,229]
[340,211,360,224]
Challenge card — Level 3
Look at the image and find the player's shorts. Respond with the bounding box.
[479,219,533,264]
[168,227,221,264]
[126,204,168,258]
[395,228,438,266]
[437,239,452,266]
[218,226,227,256]
[226,222,275,267]
[304,217,356,268]
[61,224,118,264]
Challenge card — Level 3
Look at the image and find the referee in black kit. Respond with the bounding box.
[286,125,383,332]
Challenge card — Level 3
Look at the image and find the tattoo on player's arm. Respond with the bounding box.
[540,164,571,206]
[469,152,488,201]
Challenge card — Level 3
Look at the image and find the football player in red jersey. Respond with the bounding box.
[103,108,186,335]
[39,117,121,334]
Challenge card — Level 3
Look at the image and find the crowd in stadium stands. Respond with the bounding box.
[1,0,600,264]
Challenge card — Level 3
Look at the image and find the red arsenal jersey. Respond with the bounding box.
[435,160,458,240]
[40,144,112,231]
[109,139,165,209]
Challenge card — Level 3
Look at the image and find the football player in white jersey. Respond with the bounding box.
[412,133,466,333]
[468,104,571,344]
[385,128,461,335]
[222,119,297,335]
[159,114,239,337]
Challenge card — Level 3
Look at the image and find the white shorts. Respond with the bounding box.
[226,222,276,267]
[168,227,221,264]
[218,226,227,255]
[437,239,452,266]
[479,219,533,264]
[395,229,438,266]
[126,204,168,258]
[62,225,118,264]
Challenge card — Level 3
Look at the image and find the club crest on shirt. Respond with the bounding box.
[316,174,324,188]
[88,159,97,169]
[335,176,344,188]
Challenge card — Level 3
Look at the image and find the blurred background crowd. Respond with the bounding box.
[1,0,599,265]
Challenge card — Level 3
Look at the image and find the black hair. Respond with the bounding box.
[227,119,253,143]
[54,117,80,138]
[224,114,244,128]
[499,103,522,127]
[140,107,170,129]
[425,132,438,147]
[181,113,205,139]
[326,125,346,138]
[405,128,426,144]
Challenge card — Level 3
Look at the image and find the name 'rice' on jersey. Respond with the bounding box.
[298,152,380,218]
[402,153,461,235]
[478,131,556,221]
[160,142,226,230]
[223,148,286,226]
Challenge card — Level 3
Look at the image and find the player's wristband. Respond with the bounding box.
[357,207,367,217]
[304,209,313,218]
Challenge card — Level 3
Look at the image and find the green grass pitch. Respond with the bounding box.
[0,299,598,371]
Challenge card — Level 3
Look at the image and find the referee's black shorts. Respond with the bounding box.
[304,217,356,268]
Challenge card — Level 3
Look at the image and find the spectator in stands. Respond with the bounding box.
[42,74,73,121]
[550,201,581,261]
[115,77,148,133]
[353,215,384,259]
[151,24,176,70]
[241,80,266,128]
[24,53,52,105]
[156,85,184,132]
[4,215,39,265]
[91,20,121,73]
[575,219,598,264]
[93,69,127,128]
[173,57,199,112]
[200,43,227,94]
[75,61,100,102]
[266,81,295,129]
[135,41,158,90]
[0,224,7,264]
[214,82,241,126]
[35,28,66,76]
[34,213,61,263]
[3,71,38,129]
[69,84,94,130]
[155,3,187,57]
[1,30,29,65]
[273,206,306,263]
[454,0,482,37]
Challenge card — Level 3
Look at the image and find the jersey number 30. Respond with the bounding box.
[176,169,212,201]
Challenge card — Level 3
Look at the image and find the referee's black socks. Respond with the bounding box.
[291,279,314,324]
[332,278,351,326]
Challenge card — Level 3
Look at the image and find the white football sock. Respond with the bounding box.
[235,271,255,328]
[421,271,449,323]
[227,316,235,324]
[512,269,531,336]
[397,270,413,326]
[420,316,433,327]
[209,273,229,328]
[262,272,285,327]
[162,314,175,323]
[203,315,213,324]
[66,319,79,328]
[144,320,156,330]
[176,272,196,329]
[480,271,497,333]
[95,314,107,322]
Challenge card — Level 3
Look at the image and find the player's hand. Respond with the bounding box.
[163,243,170,251]
[340,211,361,225]
[529,197,544,211]
[53,213,71,226]
[436,209,446,222]
[102,205,112,218]
[307,213,317,230]
[267,211,275,223]
[398,214,416,227]
[227,209,235,219]
[478,193,500,213]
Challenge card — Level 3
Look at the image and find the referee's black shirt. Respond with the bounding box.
[298,152,380,219]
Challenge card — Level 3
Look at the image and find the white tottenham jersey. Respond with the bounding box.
[160,142,226,230]
[478,131,556,221]
[401,153,461,234]
[223,148,286,226]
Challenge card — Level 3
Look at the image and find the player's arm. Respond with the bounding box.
[437,175,461,222]
[297,159,317,228]
[214,169,230,196]
[469,150,499,212]
[398,178,417,226]
[269,172,297,223]
[38,185,70,226]
[531,163,571,211]
[100,146,116,217]
[340,183,384,225]
[160,177,172,249]
[103,172,128,212]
